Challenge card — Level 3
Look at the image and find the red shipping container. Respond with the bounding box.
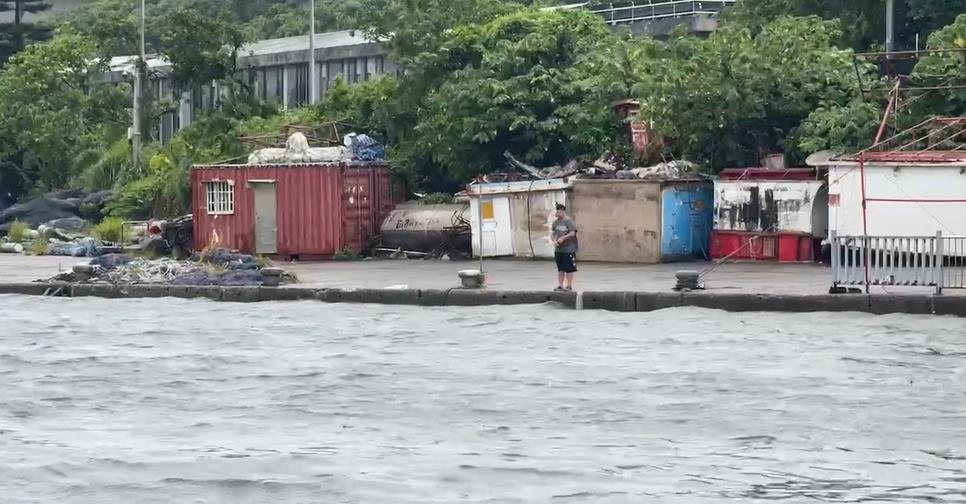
[191,162,399,258]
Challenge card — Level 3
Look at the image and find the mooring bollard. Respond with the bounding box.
[72,264,94,282]
[458,269,486,289]
[261,267,283,287]
[673,270,700,291]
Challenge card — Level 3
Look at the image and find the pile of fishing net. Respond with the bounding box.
[43,249,295,286]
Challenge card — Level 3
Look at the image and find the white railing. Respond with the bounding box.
[940,235,966,290]
[589,0,736,25]
[831,231,966,294]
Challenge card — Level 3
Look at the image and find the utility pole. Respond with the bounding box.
[308,0,318,104]
[132,0,146,167]
[885,0,895,53]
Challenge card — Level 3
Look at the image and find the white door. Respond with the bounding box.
[472,196,513,257]
[251,182,278,254]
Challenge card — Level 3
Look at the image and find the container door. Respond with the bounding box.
[661,185,713,260]
[472,196,513,257]
[252,182,278,254]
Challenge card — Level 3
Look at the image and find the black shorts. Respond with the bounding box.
[555,252,577,273]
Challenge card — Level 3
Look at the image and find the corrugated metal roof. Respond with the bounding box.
[108,55,172,73]
[468,178,574,196]
[240,30,378,57]
[106,30,383,75]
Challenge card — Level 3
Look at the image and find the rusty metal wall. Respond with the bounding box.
[343,164,395,253]
[192,163,393,256]
[571,180,663,263]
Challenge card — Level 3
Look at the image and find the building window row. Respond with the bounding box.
[152,54,393,144]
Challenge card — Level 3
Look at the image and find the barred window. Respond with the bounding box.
[205,180,234,215]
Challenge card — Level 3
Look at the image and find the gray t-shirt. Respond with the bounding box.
[552,218,578,254]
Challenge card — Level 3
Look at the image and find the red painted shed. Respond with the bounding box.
[711,168,828,263]
[191,162,398,258]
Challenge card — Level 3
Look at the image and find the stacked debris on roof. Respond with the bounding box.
[248,132,353,164]
[503,151,582,180]
[629,160,702,179]
[500,150,704,182]
[247,131,387,164]
[345,133,387,162]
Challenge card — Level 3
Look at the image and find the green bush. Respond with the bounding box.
[104,177,158,219]
[333,247,361,261]
[7,221,28,243]
[30,239,48,256]
[92,217,127,243]
[419,192,456,205]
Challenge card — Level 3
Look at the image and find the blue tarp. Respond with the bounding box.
[350,134,386,162]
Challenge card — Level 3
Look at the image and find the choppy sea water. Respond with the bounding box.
[1,295,965,503]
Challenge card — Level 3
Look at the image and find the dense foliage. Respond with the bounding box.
[910,14,966,116]
[625,16,878,168]
[0,0,964,216]
[0,35,129,198]
[0,0,51,65]
[727,0,962,51]
[412,10,628,179]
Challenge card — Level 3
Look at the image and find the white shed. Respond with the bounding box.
[822,159,966,237]
[466,179,573,258]
[807,117,966,239]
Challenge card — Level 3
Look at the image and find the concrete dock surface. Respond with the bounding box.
[0,254,944,295]
[284,258,836,294]
[4,254,965,315]
[0,253,877,295]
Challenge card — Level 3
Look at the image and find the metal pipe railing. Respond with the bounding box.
[830,231,966,294]
[588,0,735,25]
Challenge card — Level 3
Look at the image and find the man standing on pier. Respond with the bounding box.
[552,204,578,291]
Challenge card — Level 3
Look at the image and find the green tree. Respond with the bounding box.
[354,0,588,190]
[796,99,882,154]
[62,0,142,58]
[909,14,966,116]
[411,9,626,180]
[0,34,128,198]
[0,0,52,65]
[158,6,246,93]
[726,0,962,51]
[242,3,310,39]
[630,16,871,169]
[320,76,398,140]
[364,0,513,65]
[243,0,387,39]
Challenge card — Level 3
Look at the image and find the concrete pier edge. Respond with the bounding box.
[1,282,964,316]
